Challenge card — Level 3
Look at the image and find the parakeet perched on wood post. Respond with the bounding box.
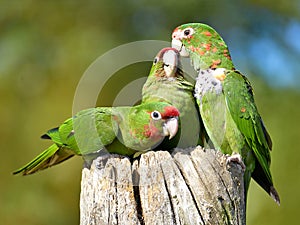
[13,101,179,175]
[172,23,280,204]
[142,47,205,149]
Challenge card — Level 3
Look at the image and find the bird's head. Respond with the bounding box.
[172,23,235,70]
[149,47,183,79]
[127,102,180,151]
[146,103,180,141]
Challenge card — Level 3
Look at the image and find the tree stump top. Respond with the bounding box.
[80,147,245,225]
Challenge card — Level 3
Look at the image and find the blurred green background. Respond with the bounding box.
[1,0,300,224]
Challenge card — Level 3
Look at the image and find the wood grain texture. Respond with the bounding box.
[80,147,246,225]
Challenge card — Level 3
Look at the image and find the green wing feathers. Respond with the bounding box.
[13,108,118,175]
[13,103,180,175]
[223,71,280,204]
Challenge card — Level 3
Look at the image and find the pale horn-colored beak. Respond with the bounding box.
[171,39,189,57]
[162,49,178,77]
[163,117,179,139]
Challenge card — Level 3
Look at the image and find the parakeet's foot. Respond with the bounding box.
[226,153,246,171]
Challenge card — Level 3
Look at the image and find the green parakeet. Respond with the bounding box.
[13,102,179,175]
[142,47,204,148]
[172,23,280,204]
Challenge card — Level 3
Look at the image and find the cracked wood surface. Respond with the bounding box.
[80,146,246,225]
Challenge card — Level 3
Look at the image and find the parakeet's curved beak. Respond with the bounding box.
[164,64,176,78]
[163,49,178,77]
[163,117,179,139]
[171,39,189,57]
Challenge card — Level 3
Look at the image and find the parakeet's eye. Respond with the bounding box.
[153,57,159,65]
[164,64,170,67]
[184,29,190,36]
[183,28,194,37]
[151,111,162,120]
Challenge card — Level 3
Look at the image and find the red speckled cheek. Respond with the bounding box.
[189,46,198,54]
[202,31,212,36]
[149,123,162,140]
[143,125,151,138]
[202,43,211,51]
[198,50,205,56]
[172,28,181,39]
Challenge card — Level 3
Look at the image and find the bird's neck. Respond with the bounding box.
[187,40,235,71]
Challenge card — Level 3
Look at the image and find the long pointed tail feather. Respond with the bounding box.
[252,163,280,205]
[13,144,74,175]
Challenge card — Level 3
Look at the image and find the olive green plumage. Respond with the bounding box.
[172,23,280,204]
[142,47,205,148]
[13,102,179,175]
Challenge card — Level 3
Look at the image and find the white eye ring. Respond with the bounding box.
[153,57,159,65]
[183,28,194,37]
[151,110,162,120]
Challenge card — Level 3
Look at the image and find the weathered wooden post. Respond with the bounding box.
[80,146,246,225]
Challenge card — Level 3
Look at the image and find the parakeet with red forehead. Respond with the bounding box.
[172,23,280,204]
[13,102,179,175]
[142,47,204,148]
